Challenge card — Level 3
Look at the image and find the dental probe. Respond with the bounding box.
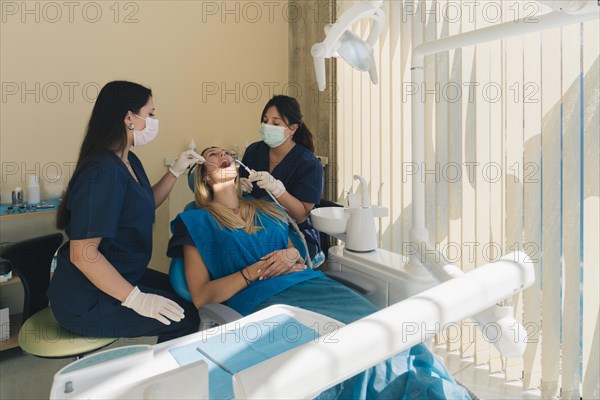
[196,347,234,375]
[235,159,285,209]
[234,159,252,175]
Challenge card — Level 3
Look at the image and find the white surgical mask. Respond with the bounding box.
[132,113,159,147]
[259,123,290,148]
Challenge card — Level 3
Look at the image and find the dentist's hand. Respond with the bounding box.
[169,150,205,178]
[122,286,185,325]
[240,177,253,194]
[248,170,286,198]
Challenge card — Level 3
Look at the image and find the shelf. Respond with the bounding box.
[0,313,22,351]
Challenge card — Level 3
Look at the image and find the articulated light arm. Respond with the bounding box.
[311,0,385,91]
[409,5,598,243]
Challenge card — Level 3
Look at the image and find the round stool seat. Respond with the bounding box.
[18,308,117,358]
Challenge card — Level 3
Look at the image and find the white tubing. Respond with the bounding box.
[232,253,535,399]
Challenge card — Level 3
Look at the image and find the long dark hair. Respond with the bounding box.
[260,95,316,153]
[57,81,152,229]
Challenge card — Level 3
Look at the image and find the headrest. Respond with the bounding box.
[187,168,196,192]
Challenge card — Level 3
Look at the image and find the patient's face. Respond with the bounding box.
[201,147,236,183]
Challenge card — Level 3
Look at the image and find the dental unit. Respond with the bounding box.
[48,1,597,398]
[312,175,386,253]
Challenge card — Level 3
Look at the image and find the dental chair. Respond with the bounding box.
[168,172,375,330]
[51,175,531,399]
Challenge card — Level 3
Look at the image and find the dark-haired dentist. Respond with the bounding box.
[49,81,203,342]
[241,95,324,263]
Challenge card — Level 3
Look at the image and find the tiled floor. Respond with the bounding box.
[434,345,542,400]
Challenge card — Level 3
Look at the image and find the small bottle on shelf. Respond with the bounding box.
[26,175,40,205]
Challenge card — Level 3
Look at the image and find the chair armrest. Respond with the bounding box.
[324,270,377,296]
[199,303,243,330]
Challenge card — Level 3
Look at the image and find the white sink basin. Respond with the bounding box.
[311,207,349,235]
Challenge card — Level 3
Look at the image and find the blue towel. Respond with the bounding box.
[253,277,472,400]
[254,275,379,324]
[169,314,318,399]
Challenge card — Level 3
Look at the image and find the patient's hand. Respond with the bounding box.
[259,248,306,279]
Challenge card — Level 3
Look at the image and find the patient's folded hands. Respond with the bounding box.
[258,248,305,280]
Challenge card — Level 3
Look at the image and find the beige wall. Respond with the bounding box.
[0,1,289,271]
[288,0,336,200]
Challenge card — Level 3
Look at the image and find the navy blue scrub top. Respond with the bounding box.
[241,141,323,204]
[48,150,155,315]
[241,141,324,260]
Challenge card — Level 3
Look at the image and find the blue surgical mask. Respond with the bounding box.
[259,123,290,148]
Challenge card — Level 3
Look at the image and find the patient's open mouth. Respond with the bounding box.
[220,160,231,168]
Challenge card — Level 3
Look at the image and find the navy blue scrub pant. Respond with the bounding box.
[52,269,199,343]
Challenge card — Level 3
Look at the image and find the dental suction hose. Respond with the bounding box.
[235,160,313,268]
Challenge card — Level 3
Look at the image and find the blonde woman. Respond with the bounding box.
[167,146,471,400]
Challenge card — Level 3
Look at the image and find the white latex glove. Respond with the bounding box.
[169,150,205,178]
[122,286,185,325]
[248,170,286,198]
[240,177,253,194]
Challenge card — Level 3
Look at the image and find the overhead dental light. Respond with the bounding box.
[538,0,600,14]
[311,0,385,91]
[314,0,598,91]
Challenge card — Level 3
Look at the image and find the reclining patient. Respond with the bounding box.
[167,146,471,399]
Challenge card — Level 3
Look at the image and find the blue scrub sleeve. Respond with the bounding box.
[67,162,127,239]
[290,161,323,205]
[167,217,195,259]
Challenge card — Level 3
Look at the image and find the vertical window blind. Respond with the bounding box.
[335,1,599,397]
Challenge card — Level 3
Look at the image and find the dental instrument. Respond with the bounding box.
[196,346,234,375]
[234,159,252,175]
[189,138,197,153]
[235,159,316,268]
